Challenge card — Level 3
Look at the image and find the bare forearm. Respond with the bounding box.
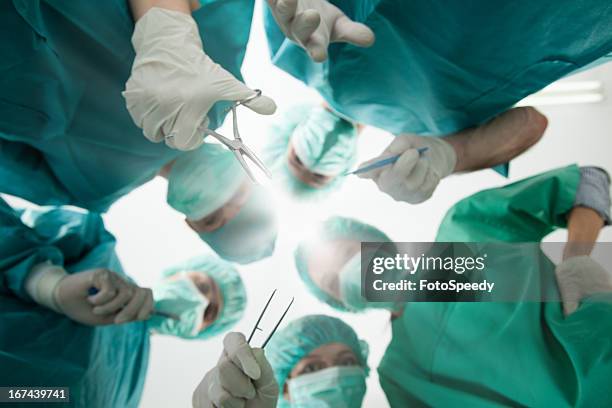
[444,107,547,173]
[129,0,197,20]
[564,207,604,260]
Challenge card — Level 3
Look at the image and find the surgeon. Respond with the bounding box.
[192,315,369,408]
[0,0,371,231]
[297,165,612,406]
[262,104,360,199]
[149,254,247,339]
[0,199,247,407]
[162,144,279,264]
[265,0,612,203]
[294,216,400,313]
[267,315,369,408]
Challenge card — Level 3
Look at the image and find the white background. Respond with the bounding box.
[98,6,612,407]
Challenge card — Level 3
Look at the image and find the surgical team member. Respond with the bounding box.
[0,199,247,407]
[150,254,247,339]
[294,216,399,313]
[262,104,359,199]
[265,0,612,203]
[192,315,369,408]
[297,165,612,406]
[163,144,279,264]
[267,315,369,408]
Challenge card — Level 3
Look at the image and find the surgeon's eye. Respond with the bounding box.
[300,361,326,375]
[204,303,219,323]
[337,355,358,367]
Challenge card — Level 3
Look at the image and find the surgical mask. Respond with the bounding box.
[287,366,367,408]
[149,275,209,338]
[198,187,278,264]
[339,253,397,312]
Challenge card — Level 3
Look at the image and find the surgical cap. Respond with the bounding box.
[162,254,246,339]
[197,186,278,264]
[294,217,392,311]
[262,105,358,199]
[167,144,278,264]
[267,314,369,402]
[167,143,244,220]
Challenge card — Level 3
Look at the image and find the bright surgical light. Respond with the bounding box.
[517,80,604,106]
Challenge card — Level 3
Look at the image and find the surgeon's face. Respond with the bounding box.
[170,271,224,331]
[186,182,251,233]
[306,239,361,300]
[287,144,335,188]
[284,343,359,398]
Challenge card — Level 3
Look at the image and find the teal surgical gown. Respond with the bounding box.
[378,165,612,407]
[265,1,612,136]
[0,0,254,212]
[0,199,149,408]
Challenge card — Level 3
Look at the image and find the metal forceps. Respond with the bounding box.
[200,90,272,184]
[247,289,294,349]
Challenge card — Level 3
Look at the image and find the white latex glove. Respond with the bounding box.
[193,332,279,408]
[124,7,276,151]
[26,263,154,325]
[555,256,612,317]
[267,0,375,62]
[357,135,457,204]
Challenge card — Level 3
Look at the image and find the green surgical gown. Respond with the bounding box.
[0,0,254,212]
[265,1,612,136]
[378,165,612,407]
[0,199,149,408]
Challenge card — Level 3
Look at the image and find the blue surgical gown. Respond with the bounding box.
[265,0,612,136]
[0,0,254,212]
[378,166,612,407]
[0,199,149,408]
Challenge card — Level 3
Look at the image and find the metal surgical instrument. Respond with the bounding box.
[247,289,294,349]
[199,90,272,184]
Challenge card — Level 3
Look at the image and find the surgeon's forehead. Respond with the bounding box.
[305,239,360,279]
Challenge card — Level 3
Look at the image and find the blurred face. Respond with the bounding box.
[306,239,361,301]
[186,182,251,233]
[284,343,360,399]
[168,271,223,331]
[287,143,335,188]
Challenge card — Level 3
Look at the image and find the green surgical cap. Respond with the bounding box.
[167,143,245,220]
[294,217,392,311]
[262,105,357,200]
[162,254,246,339]
[266,314,369,401]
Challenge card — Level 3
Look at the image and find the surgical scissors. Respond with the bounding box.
[199,90,272,184]
[247,289,294,349]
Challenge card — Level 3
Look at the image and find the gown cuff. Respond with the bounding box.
[575,166,611,225]
[25,262,68,313]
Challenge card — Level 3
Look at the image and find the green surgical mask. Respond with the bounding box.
[339,253,397,312]
[149,276,209,338]
[287,366,367,408]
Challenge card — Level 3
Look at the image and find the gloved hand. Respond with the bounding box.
[124,7,276,151]
[26,263,154,325]
[193,332,279,408]
[555,256,612,316]
[357,135,457,204]
[266,0,375,62]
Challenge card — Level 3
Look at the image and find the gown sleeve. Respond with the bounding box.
[0,198,112,302]
[0,199,64,301]
[435,165,581,242]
